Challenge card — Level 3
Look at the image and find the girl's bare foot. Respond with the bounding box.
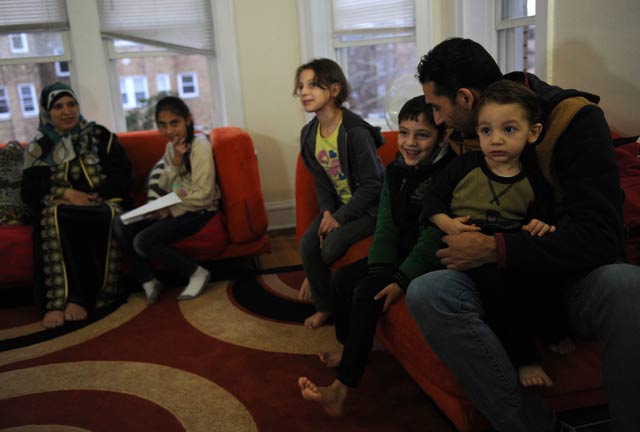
[43,310,65,328]
[549,337,576,355]
[319,349,343,367]
[298,377,348,416]
[64,302,87,322]
[519,364,554,387]
[298,278,312,303]
[304,311,331,329]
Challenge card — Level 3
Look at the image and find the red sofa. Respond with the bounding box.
[295,130,638,431]
[0,127,270,287]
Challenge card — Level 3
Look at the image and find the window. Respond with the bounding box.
[55,61,70,77]
[178,73,199,98]
[97,0,223,131]
[298,0,418,127]
[9,33,29,53]
[495,0,547,77]
[0,87,10,120]
[0,0,70,142]
[17,84,38,117]
[120,76,149,109]
[156,74,171,93]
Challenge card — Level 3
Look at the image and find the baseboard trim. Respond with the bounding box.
[266,199,296,231]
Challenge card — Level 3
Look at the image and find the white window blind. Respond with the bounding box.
[333,0,414,34]
[0,0,68,32]
[97,0,215,55]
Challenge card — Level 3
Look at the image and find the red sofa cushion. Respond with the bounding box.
[0,225,33,286]
[212,127,269,244]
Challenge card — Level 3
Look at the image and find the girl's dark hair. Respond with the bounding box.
[293,58,350,107]
[398,95,445,134]
[475,80,542,124]
[155,96,195,174]
[416,38,502,102]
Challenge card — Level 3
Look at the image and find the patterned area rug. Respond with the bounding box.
[0,267,455,432]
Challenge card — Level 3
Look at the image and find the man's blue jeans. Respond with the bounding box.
[405,263,640,432]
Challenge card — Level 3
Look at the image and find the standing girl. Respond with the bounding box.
[295,58,384,329]
[114,96,220,303]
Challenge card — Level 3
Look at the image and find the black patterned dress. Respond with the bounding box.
[22,124,133,313]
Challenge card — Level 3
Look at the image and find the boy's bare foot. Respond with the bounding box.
[549,337,576,355]
[43,310,65,328]
[319,349,343,367]
[298,277,312,303]
[519,364,554,387]
[298,377,348,416]
[64,302,87,322]
[304,311,331,329]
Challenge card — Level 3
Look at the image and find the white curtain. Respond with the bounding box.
[97,0,215,55]
[0,0,68,32]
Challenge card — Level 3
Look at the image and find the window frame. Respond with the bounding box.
[178,72,199,98]
[156,73,171,93]
[119,75,150,109]
[9,33,29,54]
[17,83,38,117]
[0,86,11,121]
[55,60,71,77]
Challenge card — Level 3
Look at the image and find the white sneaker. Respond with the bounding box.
[142,278,163,304]
[177,266,211,300]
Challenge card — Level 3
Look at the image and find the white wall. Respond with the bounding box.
[548,0,640,135]
[233,0,303,229]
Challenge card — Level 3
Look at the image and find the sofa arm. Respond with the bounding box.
[295,153,319,243]
[211,127,269,243]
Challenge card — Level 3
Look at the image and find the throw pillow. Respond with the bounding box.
[0,141,30,224]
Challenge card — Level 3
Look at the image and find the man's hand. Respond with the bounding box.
[60,188,98,206]
[436,232,497,270]
[373,282,403,313]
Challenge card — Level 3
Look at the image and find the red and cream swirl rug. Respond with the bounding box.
[0,268,453,431]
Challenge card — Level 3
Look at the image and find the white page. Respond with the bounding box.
[120,192,182,225]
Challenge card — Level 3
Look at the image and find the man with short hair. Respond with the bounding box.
[405,37,640,432]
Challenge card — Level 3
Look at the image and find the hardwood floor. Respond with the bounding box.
[258,228,301,270]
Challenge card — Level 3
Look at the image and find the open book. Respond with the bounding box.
[120,192,181,225]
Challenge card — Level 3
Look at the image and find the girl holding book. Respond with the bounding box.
[114,96,220,303]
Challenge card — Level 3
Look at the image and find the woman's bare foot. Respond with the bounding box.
[304,311,331,329]
[319,349,343,367]
[64,302,87,322]
[298,277,312,303]
[549,337,576,355]
[42,310,65,328]
[519,364,554,387]
[298,377,348,416]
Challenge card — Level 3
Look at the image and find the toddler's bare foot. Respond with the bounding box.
[298,277,312,303]
[519,364,553,387]
[304,311,331,329]
[319,349,343,367]
[549,337,576,355]
[64,302,87,322]
[298,377,348,416]
[43,310,65,328]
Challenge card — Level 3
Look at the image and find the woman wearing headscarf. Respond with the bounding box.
[21,82,133,328]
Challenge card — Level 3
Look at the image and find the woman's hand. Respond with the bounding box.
[61,188,98,206]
